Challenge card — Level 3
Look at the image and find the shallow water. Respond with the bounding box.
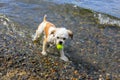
[0,0,120,28]
[47,0,120,18]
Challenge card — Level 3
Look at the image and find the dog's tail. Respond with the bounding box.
[43,15,47,22]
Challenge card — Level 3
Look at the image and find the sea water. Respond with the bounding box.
[48,0,120,19]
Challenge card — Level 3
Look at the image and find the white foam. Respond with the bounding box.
[94,13,120,27]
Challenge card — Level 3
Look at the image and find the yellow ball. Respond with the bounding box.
[56,44,63,50]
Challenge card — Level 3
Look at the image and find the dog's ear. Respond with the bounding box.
[67,30,73,39]
[50,30,56,35]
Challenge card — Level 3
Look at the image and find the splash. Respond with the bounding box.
[0,14,25,37]
[0,14,15,32]
[94,13,120,27]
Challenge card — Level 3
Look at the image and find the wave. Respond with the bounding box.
[94,13,120,27]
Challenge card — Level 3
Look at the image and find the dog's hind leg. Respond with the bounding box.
[33,30,42,42]
[33,22,46,42]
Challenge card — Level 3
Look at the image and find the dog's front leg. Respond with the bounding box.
[41,37,47,55]
[60,49,69,61]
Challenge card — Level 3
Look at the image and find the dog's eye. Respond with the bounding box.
[63,38,66,40]
[57,37,59,39]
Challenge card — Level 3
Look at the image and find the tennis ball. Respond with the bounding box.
[56,44,63,50]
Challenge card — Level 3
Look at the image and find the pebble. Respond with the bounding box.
[0,73,2,76]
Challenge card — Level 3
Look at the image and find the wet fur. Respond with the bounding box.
[33,15,73,61]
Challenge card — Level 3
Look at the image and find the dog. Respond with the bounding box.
[33,15,73,61]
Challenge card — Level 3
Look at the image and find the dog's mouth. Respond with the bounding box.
[59,41,63,45]
[56,41,64,46]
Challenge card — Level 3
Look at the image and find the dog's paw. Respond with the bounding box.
[60,56,69,61]
[41,51,47,55]
[32,40,37,43]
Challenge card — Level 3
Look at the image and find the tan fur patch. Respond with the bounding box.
[44,22,55,38]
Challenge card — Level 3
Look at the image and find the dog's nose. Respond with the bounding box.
[59,41,63,45]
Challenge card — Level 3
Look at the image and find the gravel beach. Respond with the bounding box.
[0,1,120,80]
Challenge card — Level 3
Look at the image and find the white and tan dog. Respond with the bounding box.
[33,15,73,61]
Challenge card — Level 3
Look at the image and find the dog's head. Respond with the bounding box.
[51,28,73,45]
